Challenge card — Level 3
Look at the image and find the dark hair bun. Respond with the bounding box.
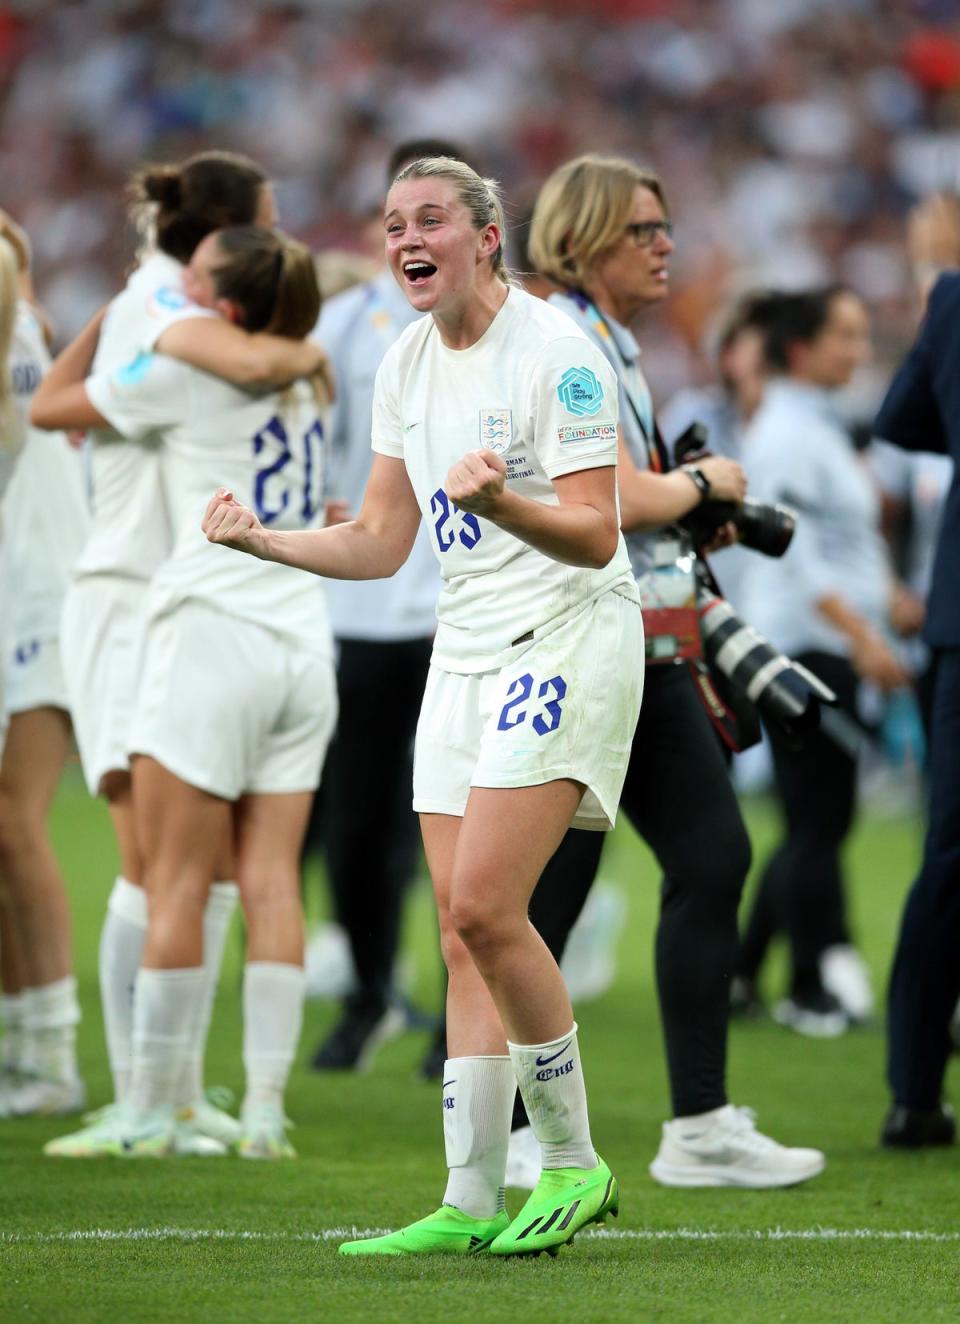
[141,166,182,211]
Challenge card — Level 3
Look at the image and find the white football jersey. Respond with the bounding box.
[86,353,332,656]
[74,251,215,581]
[372,286,637,673]
[0,301,47,502]
[0,301,89,644]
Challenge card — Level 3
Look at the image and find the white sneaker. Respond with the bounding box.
[773,995,848,1038]
[649,1104,825,1189]
[237,1102,296,1160]
[177,1096,242,1147]
[820,945,874,1022]
[561,882,627,1005]
[505,1124,541,1189]
[6,1074,86,1118]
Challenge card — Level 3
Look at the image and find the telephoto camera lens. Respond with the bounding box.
[731,499,796,558]
[697,590,834,744]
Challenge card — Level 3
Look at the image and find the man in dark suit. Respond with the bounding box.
[875,269,960,1147]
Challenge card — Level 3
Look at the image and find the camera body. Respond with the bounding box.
[673,423,796,557]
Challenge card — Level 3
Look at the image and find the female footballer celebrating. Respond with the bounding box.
[204,157,644,1257]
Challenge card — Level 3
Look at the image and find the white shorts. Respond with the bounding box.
[130,600,337,800]
[4,634,69,716]
[60,575,148,795]
[413,589,644,831]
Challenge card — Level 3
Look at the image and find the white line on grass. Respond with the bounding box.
[3,1227,960,1246]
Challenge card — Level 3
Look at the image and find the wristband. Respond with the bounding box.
[682,465,712,503]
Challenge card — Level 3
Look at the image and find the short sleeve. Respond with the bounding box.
[370,347,404,459]
[139,286,218,351]
[869,438,912,500]
[529,337,620,479]
[85,352,191,440]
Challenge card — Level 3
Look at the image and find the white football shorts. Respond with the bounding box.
[60,574,149,794]
[4,634,70,716]
[413,588,644,831]
[129,599,337,800]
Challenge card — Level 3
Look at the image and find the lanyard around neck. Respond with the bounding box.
[569,290,668,473]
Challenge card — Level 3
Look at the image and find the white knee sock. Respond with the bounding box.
[0,992,26,1073]
[131,967,206,1115]
[99,877,148,1103]
[507,1023,597,1171]
[22,977,81,1084]
[176,881,238,1107]
[242,962,304,1113]
[441,1056,516,1219]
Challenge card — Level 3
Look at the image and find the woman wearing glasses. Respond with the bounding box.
[523,154,825,1188]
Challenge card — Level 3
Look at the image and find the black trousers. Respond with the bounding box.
[738,651,858,998]
[527,662,751,1118]
[322,636,432,1010]
[887,647,960,1108]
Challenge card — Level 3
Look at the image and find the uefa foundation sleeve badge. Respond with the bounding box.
[557,367,604,418]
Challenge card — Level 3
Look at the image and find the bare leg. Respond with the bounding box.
[235,792,313,964]
[0,708,74,987]
[423,780,583,1052]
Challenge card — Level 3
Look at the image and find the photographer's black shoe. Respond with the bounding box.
[311,1000,405,1073]
[881,1103,956,1148]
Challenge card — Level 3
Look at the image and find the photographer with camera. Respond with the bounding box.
[735,286,909,1038]
[519,154,825,1189]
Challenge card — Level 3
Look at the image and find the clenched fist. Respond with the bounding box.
[445,448,507,516]
[202,488,272,559]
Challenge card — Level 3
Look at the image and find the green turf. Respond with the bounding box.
[2,768,958,1322]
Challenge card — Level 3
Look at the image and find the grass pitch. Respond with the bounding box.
[2,769,959,1322]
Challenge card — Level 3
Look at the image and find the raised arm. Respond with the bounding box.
[29,308,109,430]
[203,451,421,580]
[614,431,746,531]
[156,318,335,397]
[445,448,619,570]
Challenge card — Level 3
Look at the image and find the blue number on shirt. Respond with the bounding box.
[253,415,324,525]
[300,419,324,520]
[253,416,292,523]
[497,672,568,736]
[532,676,567,736]
[431,488,456,551]
[497,672,533,730]
[429,487,483,553]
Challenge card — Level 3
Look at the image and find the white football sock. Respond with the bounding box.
[176,881,238,1107]
[22,977,81,1084]
[130,967,206,1115]
[242,962,304,1113]
[441,1056,515,1219]
[0,992,26,1073]
[99,876,148,1103]
[508,1023,597,1171]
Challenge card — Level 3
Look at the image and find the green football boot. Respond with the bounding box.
[339,1205,509,1256]
[488,1156,618,1257]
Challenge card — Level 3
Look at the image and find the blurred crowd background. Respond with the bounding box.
[4,0,960,408]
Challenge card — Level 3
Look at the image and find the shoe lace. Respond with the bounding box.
[204,1085,236,1111]
[727,1106,779,1153]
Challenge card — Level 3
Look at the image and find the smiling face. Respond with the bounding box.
[384,176,500,317]
[584,185,673,324]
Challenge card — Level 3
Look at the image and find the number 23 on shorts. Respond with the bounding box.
[497,672,567,736]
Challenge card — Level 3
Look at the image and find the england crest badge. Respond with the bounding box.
[479,408,512,454]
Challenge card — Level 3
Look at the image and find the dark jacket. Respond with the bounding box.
[875,272,960,648]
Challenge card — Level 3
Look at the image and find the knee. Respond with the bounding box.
[0,791,37,868]
[447,886,513,959]
[663,821,751,913]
